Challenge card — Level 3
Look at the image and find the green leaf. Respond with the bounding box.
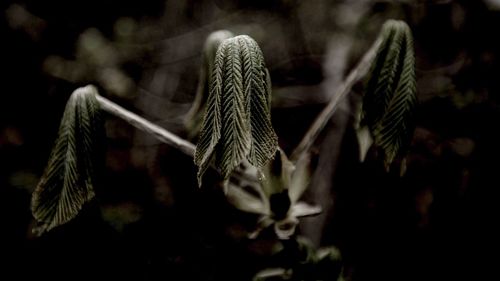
[185,30,234,137]
[195,35,278,186]
[31,85,103,234]
[288,152,312,204]
[216,38,252,179]
[225,181,269,215]
[261,148,294,197]
[194,37,225,185]
[360,20,417,171]
[261,149,313,204]
[241,37,278,168]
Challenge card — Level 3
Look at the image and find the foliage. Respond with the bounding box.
[358,19,417,171]
[31,85,103,234]
[194,35,278,186]
[28,17,418,281]
[225,149,320,239]
[185,30,235,137]
[253,238,343,281]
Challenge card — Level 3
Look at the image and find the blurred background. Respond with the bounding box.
[1,0,499,280]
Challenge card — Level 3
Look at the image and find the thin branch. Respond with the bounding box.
[290,36,383,162]
[96,94,260,187]
[96,95,196,157]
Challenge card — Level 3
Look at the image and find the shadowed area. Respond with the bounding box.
[1,0,498,280]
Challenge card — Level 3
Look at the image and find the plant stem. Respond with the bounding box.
[96,95,196,157]
[96,94,261,187]
[290,36,383,162]
[95,35,382,168]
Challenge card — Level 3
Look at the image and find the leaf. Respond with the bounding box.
[217,38,252,178]
[225,182,269,215]
[240,37,278,168]
[356,126,373,162]
[31,85,103,234]
[274,216,299,240]
[289,202,322,218]
[360,20,417,171]
[194,39,225,185]
[288,152,312,204]
[185,30,234,137]
[195,35,278,186]
[261,148,294,197]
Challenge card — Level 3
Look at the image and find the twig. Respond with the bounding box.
[94,35,382,178]
[96,95,196,157]
[96,94,260,188]
[290,36,383,162]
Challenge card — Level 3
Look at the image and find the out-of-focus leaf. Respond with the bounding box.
[253,268,290,281]
[289,202,322,218]
[356,126,373,162]
[232,149,321,240]
[262,148,294,197]
[225,182,269,215]
[185,30,234,137]
[253,237,344,281]
[360,19,417,171]
[288,153,312,204]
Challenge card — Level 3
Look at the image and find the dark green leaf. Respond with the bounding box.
[216,38,252,179]
[195,35,278,186]
[194,38,225,185]
[185,30,234,137]
[360,20,417,171]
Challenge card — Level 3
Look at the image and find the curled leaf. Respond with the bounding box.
[185,30,234,136]
[360,19,417,171]
[195,35,278,186]
[31,85,103,234]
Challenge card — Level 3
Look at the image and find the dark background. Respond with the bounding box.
[1,0,498,280]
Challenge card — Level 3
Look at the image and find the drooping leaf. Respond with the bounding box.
[185,30,234,137]
[31,85,103,234]
[241,37,278,168]
[216,38,252,179]
[360,20,417,171]
[194,39,225,185]
[195,35,278,186]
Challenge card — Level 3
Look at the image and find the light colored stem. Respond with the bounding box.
[290,37,383,162]
[96,95,196,157]
[96,94,261,187]
[95,35,382,172]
